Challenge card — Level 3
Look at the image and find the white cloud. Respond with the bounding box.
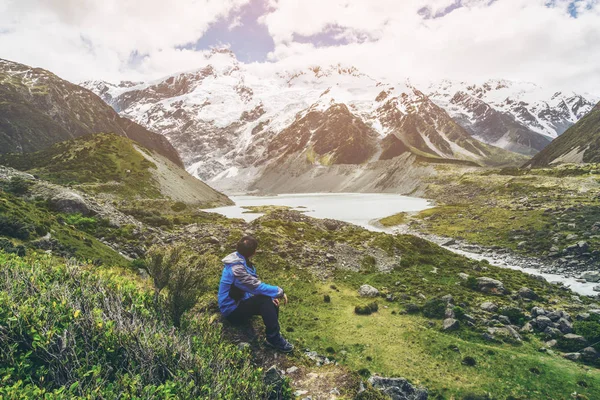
[0,0,599,94]
[261,0,600,93]
[0,0,250,81]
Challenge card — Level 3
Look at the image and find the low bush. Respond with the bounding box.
[499,306,526,325]
[0,251,278,398]
[0,215,34,240]
[171,201,187,212]
[422,298,447,319]
[355,302,379,315]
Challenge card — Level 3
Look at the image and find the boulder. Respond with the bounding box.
[557,318,573,334]
[458,273,470,281]
[368,375,428,400]
[582,347,599,361]
[518,287,538,300]
[358,284,380,297]
[480,302,498,313]
[543,326,563,338]
[49,191,92,215]
[531,306,547,318]
[443,318,460,331]
[533,316,553,331]
[580,271,600,283]
[441,294,454,304]
[476,277,506,294]
[562,333,587,347]
[563,353,581,362]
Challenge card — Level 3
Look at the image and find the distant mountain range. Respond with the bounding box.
[80,49,598,192]
[1,54,597,195]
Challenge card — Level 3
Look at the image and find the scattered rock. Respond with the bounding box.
[563,353,581,362]
[286,366,299,374]
[441,294,454,304]
[533,316,553,331]
[581,271,600,282]
[476,277,506,294]
[518,287,538,300]
[562,333,587,347]
[557,318,573,334]
[368,375,428,400]
[458,273,470,281]
[480,302,498,313]
[443,318,460,331]
[358,284,379,297]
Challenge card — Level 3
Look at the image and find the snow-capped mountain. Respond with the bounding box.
[82,50,593,192]
[427,79,598,155]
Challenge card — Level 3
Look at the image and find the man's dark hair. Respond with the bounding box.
[236,236,258,258]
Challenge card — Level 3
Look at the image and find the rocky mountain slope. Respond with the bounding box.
[0,133,232,207]
[83,50,532,193]
[0,59,182,167]
[525,102,600,167]
[427,80,598,156]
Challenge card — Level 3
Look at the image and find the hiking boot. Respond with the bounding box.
[265,334,294,353]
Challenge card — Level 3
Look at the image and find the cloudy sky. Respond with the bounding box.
[1,0,599,93]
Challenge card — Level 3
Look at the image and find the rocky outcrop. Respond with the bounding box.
[368,375,428,400]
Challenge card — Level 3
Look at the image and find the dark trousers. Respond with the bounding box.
[227,295,280,338]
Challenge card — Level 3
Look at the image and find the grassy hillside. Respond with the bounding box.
[526,103,600,167]
[0,133,232,206]
[411,165,600,262]
[2,189,600,398]
[187,209,600,399]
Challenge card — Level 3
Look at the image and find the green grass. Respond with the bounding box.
[203,209,599,399]
[0,133,162,199]
[0,191,127,266]
[417,167,600,259]
[378,212,408,227]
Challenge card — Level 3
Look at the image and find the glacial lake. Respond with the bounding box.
[211,193,595,296]
[210,192,432,229]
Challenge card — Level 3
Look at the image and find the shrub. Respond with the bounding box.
[5,176,33,195]
[573,319,600,345]
[64,213,97,232]
[167,254,217,328]
[0,238,26,256]
[499,306,526,325]
[171,201,187,212]
[355,302,379,315]
[324,294,331,303]
[422,298,447,319]
[465,276,478,290]
[0,215,34,240]
[144,244,184,304]
[405,303,420,314]
[453,306,466,320]
[0,251,277,398]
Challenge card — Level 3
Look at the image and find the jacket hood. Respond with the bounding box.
[222,252,244,265]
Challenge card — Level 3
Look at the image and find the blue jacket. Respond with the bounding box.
[218,252,284,317]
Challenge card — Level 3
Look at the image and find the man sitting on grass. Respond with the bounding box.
[218,236,293,353]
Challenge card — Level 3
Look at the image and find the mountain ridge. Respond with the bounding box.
[0,58,183,167]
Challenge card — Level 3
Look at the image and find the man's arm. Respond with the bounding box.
[231,264,284,298]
